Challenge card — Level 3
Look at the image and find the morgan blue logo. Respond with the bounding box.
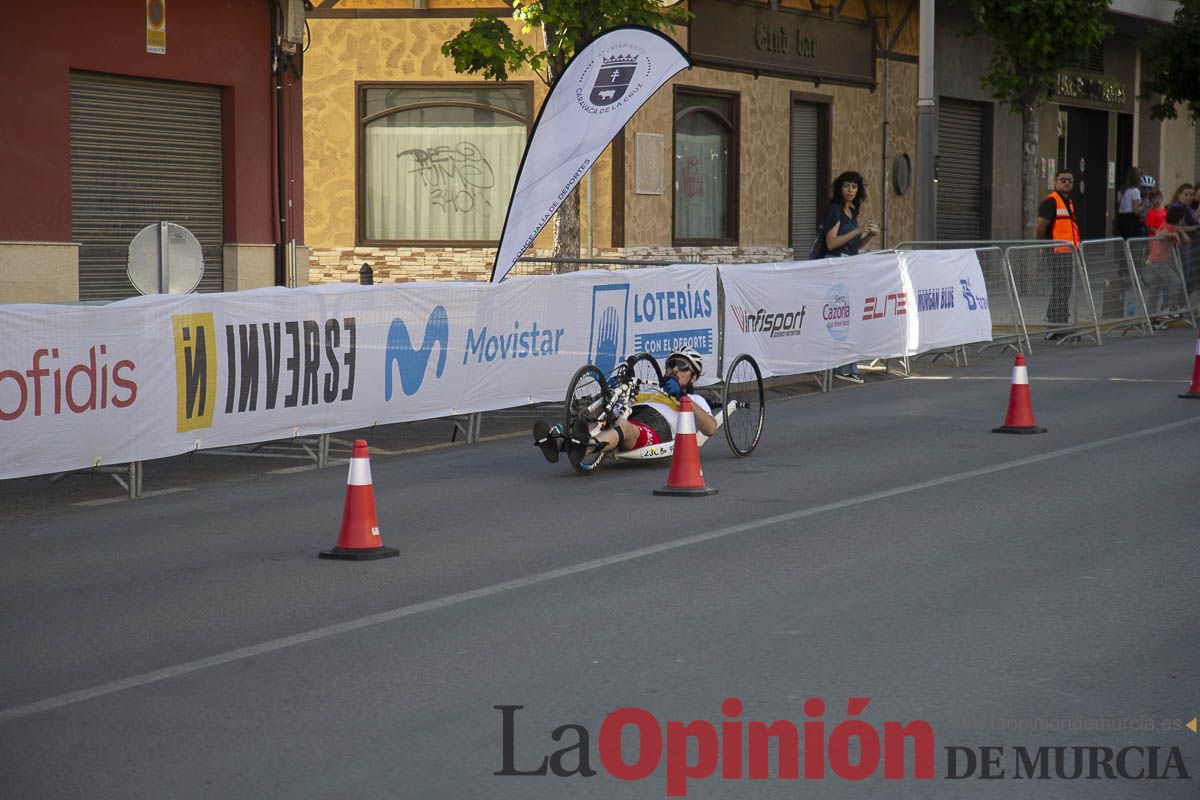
[588,284,629,375]
[384,306,449,399]
[960,278,988,310]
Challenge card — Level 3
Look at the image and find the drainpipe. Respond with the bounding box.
[914,0,936,241]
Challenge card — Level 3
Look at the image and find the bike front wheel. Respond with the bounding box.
[564,364,611,474]
[722,354,765,457]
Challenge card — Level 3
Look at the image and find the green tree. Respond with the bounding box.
[441,0,689,265]
[1140,0,1200,122]
[956,0,1111,236]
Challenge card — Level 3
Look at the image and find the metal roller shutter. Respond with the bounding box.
[936,98,986,241]
[71,71,223,300]
[790,102,820,258]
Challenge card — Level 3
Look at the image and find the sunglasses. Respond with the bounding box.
[666,358,694,373]
[1057,176,1074,183]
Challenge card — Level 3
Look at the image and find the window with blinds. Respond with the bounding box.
[71,71,223,300]
[936,97,990,241]
[790,100,828,258]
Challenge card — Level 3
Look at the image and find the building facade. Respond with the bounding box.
[303,0,918,283]
[0,0,304,304]
[932,0,1198,242]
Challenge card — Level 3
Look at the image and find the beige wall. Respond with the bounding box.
[0,243,79,303]
[1158,116,1198,196]
[304,3,917,281]
[222,244,278,292]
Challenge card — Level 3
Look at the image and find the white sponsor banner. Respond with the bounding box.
[900,249,994,352]
[491,26,691,282]
[0,266,716,480]
[719,250,991,377]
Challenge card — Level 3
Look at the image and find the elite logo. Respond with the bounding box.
[862,292,908,320]
[384,306,449,399]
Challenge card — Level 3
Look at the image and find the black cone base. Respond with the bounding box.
[654,486,719,496]
[1179,392,1200,399]
[319,545,400,561]
[992,425,1047,434]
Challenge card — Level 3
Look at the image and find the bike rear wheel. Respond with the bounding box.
[722,354,765,457]
[627,352,662,386]
[564,364,611,474]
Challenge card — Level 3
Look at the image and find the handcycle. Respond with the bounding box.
[545,351,765,474]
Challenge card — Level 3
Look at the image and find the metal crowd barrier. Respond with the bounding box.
[1004,242,1101,345]
[1125,237,1198,329]
[1078,238,1152,336]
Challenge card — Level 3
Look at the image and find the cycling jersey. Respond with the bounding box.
[631,389,712,440]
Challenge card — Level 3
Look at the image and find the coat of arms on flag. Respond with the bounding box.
[589,54,639,106]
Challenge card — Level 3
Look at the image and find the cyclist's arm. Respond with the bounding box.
[690,397,718,437]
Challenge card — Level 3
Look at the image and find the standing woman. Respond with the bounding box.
[1168,184,1199,295]
[1115,167,1144,238]
[823,171,878,383]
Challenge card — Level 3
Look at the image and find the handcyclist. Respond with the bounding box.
[534,347,717,462]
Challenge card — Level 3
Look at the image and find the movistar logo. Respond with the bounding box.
[384,306,449,399]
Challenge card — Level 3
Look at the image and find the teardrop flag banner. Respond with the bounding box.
[491,25,691,282]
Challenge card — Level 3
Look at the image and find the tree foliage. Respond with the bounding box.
[441,0,690,86]
[957,0,1111,111]
[1140,0,1200,121]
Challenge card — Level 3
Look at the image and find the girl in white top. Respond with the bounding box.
[1116,167,1143,239]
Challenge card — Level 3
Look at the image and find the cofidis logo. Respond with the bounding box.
[0,344,137,423]
[823,284,852,341]
[173,313,358,431]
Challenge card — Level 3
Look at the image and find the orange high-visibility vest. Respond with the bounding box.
[1043,191,1080,253]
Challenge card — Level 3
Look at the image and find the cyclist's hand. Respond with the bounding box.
[662,376,682,399]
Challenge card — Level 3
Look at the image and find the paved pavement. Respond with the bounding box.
[1,329,1198,798]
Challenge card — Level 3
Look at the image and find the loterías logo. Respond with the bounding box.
[494,700,1192,795]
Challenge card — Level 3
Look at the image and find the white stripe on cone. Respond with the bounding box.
[347,457,373,486]
[1194,336,1200,356]
[1012,365,1029,385]
[676,406,696,435]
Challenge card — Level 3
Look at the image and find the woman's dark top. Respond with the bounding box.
[823,203,861,257]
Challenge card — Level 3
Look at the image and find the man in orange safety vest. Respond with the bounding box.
[1034,170,1082,337]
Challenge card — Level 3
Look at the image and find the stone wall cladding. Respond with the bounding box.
[307,245,797,284]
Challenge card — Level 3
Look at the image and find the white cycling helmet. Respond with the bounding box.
[1139,174,1157,188]
[667,346,703,378]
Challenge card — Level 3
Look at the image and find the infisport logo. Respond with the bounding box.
[174,313,360,430]
[862,291,908,320]
[385,306,448,399]
[731,305,806,338]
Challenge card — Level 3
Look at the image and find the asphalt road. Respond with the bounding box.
[1,329,1198,798]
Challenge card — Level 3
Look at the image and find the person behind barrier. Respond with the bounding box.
[1034,171,1081,337]
[822,171,879,382]
[1144,205,1189,313]
[1168,184,1199,295]
[1116,167,1144,239]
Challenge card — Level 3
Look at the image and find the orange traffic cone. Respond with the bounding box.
[319,439,399,560]
[1179,331,1200,399]
[992,353,1047,434]
[654,396,718,496]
